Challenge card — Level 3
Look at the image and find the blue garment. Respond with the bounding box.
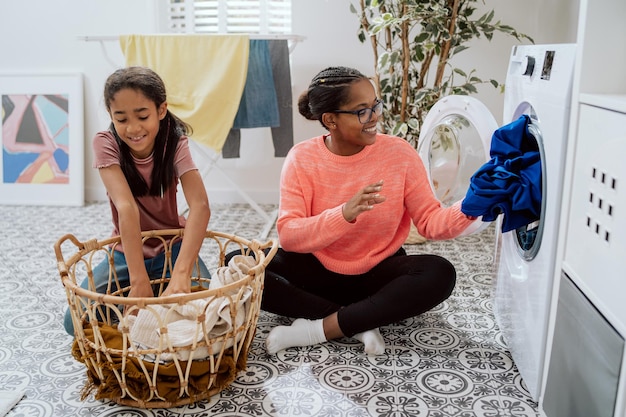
[223,39,294,158]
[232,39,280,129]
[63,240,211,335]
[461,115,542,232]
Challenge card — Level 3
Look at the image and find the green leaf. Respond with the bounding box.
[464,84,478,94]
[414,31,429,43]
[415,48,425,61]
[390,51,400,65]
[453,68,467,77]
[453,45,469,55]
[379,52,389,68]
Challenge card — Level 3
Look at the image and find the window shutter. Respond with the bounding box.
[166,0,291,34]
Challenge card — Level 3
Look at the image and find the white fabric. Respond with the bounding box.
[457,215,489,236]
[265,318,326,354]
[0,391,24,417]
[353,328,386,355]
[127,255,257,361]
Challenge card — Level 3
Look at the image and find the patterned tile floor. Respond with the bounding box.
[0,202,541,417]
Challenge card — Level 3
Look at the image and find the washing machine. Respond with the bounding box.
[417,44,577,402]
[494,43,577,401]
[418,95,498,217]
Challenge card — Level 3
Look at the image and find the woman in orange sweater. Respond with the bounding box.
[259,66,480,355]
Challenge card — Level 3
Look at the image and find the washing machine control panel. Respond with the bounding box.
[522,56,535,76]
[541,50,555,80]
[521,50,556,80]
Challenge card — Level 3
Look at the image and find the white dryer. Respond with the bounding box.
[494,43,576,401]
[417,44,577,402]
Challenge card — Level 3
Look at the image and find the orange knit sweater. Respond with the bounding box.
[277,133,475,275]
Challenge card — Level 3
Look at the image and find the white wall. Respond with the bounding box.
[0,0,577,205]
[0,0,157,203]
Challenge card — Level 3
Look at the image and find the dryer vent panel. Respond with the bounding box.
[564,104,626,324]
[586,166,618,244]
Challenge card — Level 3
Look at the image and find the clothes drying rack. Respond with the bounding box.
[80,34,304,239]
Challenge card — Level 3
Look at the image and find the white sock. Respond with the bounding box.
[266,318,327,354]
[353,328,386,355]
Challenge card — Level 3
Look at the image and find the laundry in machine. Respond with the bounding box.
[493,43,576,401]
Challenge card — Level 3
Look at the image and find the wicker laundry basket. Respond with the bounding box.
[54,229,277,408]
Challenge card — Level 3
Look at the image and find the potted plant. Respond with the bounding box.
[351,0,533,243]
[351,0,534,149]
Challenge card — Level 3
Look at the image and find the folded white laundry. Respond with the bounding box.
[128,255,257,362]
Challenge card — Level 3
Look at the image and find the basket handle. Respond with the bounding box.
[252,238,279,268]
[53,234,98,281]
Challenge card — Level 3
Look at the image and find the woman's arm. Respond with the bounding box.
[405,157,476,240]
[163,169,210,295]
[98,165,154,298]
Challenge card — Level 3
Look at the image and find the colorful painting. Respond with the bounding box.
[0,74,83,205]
[3,94,70,184]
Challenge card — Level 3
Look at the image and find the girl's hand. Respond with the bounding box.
[342,180,387,223]
[128,277,154,299]
[162,273,191,297]
[125,278,154,315]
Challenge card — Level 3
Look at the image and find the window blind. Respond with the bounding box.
[166,0,292,34]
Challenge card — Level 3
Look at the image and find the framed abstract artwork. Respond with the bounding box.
[0,74,84,206]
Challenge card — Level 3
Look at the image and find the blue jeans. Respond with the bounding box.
[63,241,210,335]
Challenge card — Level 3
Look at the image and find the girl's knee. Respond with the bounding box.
[63,309,74,336]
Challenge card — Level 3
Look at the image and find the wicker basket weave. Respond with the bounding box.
[55,229,277,409]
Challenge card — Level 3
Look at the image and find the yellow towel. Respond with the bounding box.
[119,34,249,152]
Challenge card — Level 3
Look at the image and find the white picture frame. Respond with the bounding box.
[0,73,84,206]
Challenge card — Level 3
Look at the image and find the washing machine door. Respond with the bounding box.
[418,95,498,209]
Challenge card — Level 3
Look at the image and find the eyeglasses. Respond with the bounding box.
[333,99,383,124]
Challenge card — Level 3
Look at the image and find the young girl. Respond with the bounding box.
[63,66,211,336]
[257,66,481,355]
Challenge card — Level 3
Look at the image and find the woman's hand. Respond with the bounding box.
[342,180,387,223]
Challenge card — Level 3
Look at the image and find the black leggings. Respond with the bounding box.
[229,247,456,337]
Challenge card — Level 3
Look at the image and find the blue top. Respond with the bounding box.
[461,115,542,232]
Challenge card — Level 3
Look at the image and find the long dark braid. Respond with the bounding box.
[297,66,368,129]
[104,67,192,197]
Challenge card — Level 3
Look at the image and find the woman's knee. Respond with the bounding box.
[404,254,456,300]
[432,255,456,286]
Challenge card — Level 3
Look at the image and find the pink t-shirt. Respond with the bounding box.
[277,133,475,275]
[92,130,198,258]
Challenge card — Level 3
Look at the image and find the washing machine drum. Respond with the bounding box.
[418,95,498,208]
